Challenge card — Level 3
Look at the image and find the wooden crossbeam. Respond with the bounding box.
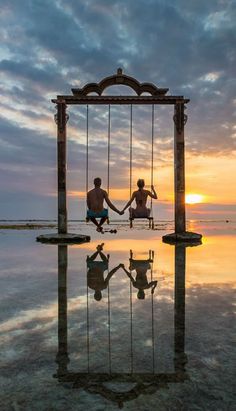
[52,95,189,105]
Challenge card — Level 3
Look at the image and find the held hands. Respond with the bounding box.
[151,185,155,191]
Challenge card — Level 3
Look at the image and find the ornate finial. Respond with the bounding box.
[117,68,123,75]
[173,103,187,133]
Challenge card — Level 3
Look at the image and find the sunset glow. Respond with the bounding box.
[185,194,204,204]
[1,2,236,410]
[0,0,235,222]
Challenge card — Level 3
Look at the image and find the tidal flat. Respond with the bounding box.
[0,220,235,410]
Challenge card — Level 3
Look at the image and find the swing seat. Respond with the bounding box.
[129,216,154,229]
[129,259,152,271]
[86,216,110,224]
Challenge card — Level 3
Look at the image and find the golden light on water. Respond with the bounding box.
[185,193,204,204]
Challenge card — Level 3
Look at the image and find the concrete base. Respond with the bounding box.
[162,231,202,246]
[36,233,90,244]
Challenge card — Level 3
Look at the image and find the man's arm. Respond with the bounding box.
[105,263,123,283]
[122,192,136,212]
[99,251,108,262]
[104,191,120,214]
[87,192,91,209]
[148,185,157,199]
[87,251,99,261]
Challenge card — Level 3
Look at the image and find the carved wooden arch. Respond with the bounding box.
[71,68,169,97]
[72,380,169,407]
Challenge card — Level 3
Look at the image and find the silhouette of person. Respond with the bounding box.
[122,179,157,218]
[87,177,123,233]
[87,243,122,300]
[121,256,157,299]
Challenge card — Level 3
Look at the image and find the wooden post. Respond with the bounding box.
[174,244,187,371]
[55,245,69,377]
[174,103,187,233]
[56,102,68,234]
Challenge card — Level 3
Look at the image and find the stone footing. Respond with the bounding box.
[36,233,90,244]
[162,231,202,245]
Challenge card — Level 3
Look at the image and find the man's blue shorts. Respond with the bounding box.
[87,208,108,219]
[87,259,108,271]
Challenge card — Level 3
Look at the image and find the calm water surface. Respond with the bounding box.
[0,221,235,410]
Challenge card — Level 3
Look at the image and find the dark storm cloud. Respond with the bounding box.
[0,0,235,216]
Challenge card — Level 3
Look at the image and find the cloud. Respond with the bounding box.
[0,0,235,217]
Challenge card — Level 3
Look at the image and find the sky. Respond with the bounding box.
[0,0,236,220]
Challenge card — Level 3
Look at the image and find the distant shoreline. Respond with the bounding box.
[0,219,234,230]
[0,223,57,230]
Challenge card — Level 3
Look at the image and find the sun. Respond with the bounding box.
[185,193,204,204]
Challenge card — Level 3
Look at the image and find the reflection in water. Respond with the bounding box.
[122,250,157,299]
[87,243,122,301]
[55,244,189,407]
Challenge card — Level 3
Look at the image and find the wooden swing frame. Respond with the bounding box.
[50,68,202,243]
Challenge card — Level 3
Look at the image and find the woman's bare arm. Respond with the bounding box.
[148,186,157,199]
[122,192,136,212]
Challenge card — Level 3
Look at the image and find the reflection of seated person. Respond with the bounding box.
[87,243,122,301]
[122,179,157,218]
[121,254,157,299]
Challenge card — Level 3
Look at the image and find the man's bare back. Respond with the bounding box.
[86,177,121,232]
[87,187,106,213]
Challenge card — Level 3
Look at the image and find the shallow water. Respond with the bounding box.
[0,221,235,410]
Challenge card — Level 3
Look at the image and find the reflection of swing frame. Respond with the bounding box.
[54,245,188,407]
[49,68,201,243]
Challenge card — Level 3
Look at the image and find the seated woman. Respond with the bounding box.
[122,179,157,218]
[121,257,157,299]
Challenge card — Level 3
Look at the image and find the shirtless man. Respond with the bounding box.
[87,243,123,300]
[87,177,122,232]
[122,179,157,218]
